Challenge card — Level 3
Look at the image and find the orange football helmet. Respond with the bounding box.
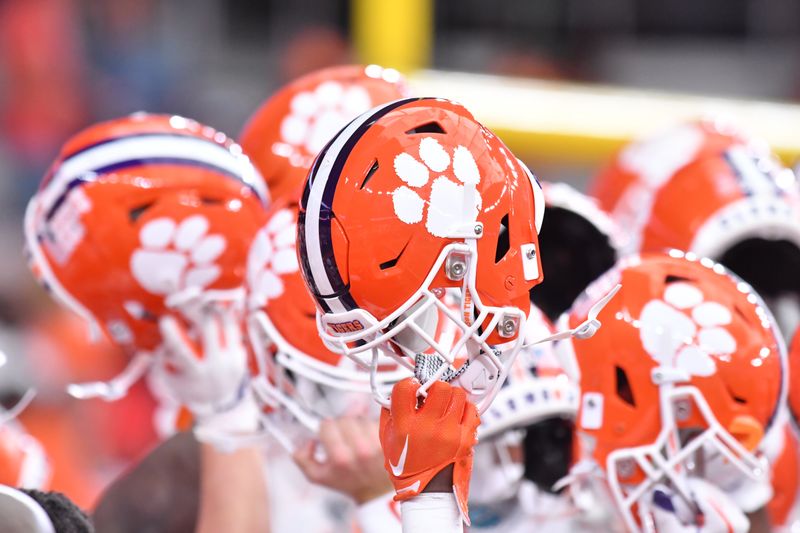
[297,98,545,412]
[591,119,747,229]
[591,120,800,336]
[532,181,625,321]
[558,251,785,532]
[789,328,800,426]
[246,194,410,451]
[764,422,800,529]
[239,64,409,202]
[25,113,270,356]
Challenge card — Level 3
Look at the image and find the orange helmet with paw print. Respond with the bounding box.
[558,251,785,532]
[591,119,747,227]
[590,120,800,335]
[297,97,545,412]
[239,64,409,202]
[25,113,270,354]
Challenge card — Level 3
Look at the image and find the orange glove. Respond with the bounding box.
[379,378,479,519]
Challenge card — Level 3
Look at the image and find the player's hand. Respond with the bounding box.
[649,478,749,533]
[155,305,258,447]
[293,417,393,504]
[379,378,479,517]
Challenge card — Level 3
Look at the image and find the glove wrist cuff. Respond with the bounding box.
[193,389,260,451]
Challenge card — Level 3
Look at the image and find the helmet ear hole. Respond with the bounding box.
[615,366,636,407]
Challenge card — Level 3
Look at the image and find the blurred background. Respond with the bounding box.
[1,0,800,508]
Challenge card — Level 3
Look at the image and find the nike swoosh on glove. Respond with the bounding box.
[379,378,479,520]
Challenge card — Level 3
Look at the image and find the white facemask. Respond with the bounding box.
[696,439,773,513]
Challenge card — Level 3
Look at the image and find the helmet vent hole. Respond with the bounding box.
[405,122,445,135]
[615,366,636,407]
[128,203,154,223]
[665,275,692,284]
[494,214,510,263]
[380,241,409,271]
[360,159,380,190]
[725,383,748,405]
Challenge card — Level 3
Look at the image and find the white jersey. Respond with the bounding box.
[264,444,356,533]
[468,482,594,533]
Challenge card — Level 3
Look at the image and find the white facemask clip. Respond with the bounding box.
[524,284,621,349]
[66,351,154,401]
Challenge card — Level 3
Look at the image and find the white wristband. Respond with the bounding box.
[193,390,261,452]
[401,493,463,533]
[356,491,402,533]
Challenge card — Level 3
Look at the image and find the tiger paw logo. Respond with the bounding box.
[391,137,483,238]
[638,281,736,376]
[131,215,226,295]
[246,208,299,309]
[280,82,372,160]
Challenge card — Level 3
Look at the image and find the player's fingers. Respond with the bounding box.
[200,310,224,359]
[339,417,378,460]
[420,380,454,419]
[221,306,244,349]
[318,418,354,468]
[460,399,479,437]
[442,385,467,421]
[390,377,420,417]
[293,440,326,483]
[159,315,200,368]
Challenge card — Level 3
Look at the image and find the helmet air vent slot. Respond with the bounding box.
[405,122,445,135]
[380,241,409,271]
[615,366,636,407]
[128,203,154,223]
[360,159,380,190]
[495,214,511,263]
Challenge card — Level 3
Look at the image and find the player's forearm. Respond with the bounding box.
[195,443,270,533]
